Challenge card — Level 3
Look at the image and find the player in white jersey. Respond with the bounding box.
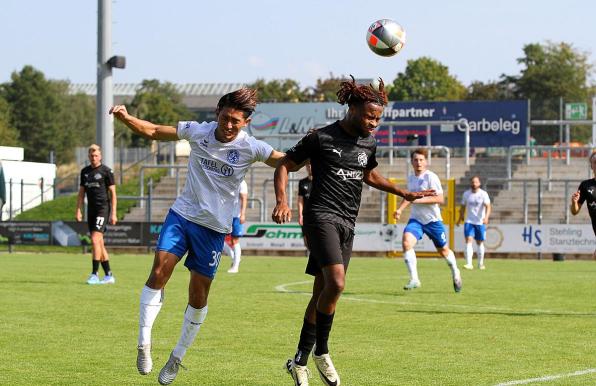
[110,88,284,385]
[394,149,462,292]
[457,176,491,270]
[224,179,248,273]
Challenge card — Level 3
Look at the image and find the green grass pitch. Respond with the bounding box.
[0,253,594,385]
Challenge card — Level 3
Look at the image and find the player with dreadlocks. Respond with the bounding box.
[273,76,435,386]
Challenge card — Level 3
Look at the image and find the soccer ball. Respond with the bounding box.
[366,19,406,57]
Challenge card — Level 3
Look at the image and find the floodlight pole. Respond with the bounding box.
[97,0,114,168]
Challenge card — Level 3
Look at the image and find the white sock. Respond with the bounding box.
[444,250,459,276]
[232,244,242,268]
[464,243,473,266]
[478,243,485,267]
[172,305,208,360]
[222,243,234,262]
[403,249,419,282]
[138,285,163,346]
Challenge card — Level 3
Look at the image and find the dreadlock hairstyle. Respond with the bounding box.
[216,87,258,118]
[336,75,388,107]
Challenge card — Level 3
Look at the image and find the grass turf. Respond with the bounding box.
[0,254,594,385]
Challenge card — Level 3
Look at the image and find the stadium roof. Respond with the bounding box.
[68,82,247,97]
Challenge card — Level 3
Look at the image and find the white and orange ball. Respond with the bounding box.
[366,19,406,57]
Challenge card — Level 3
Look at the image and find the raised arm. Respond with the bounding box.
[272,156,300,223]
[109,105,179,141]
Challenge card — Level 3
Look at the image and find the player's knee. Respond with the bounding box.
[402,239,415,250]
[325,277,345,295]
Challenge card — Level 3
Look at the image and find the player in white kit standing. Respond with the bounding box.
[110,88,284,385]
[458,176,491,270]
[394,149,462,292]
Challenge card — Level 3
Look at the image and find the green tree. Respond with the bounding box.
[248,79,306,102]
[0,96,20,147]
[1,66,75,163]
[506,42,594,144]
[63,93,95,147]
[389,57,466,101]
[311,74,344,102]
[466,80,515,100]
[120,79,193,147]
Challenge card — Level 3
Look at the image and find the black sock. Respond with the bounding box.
[92,260,100,275]
[101,261,111,276]
[294,319,316,366]
[314,310,335,356]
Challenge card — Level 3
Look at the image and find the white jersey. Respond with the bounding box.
[407,170,443,225]
[461,188,490,225]
[235,180,248,217]
[171,121,273,233]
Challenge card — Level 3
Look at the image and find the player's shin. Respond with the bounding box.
[464,243,473,266]
[295,318,316,366]
[477,243,485,267]
[444,250,459,276]
[139,285,164,346]
[314,310,335,356]
[172,304,208,359]
[403,249,419,282]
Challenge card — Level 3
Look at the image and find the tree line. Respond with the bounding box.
[1,41,593,163]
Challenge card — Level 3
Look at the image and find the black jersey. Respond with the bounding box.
[286,121,378,229]
[577,178,596,235]
[80,164,115,210]
[297,177,312,207]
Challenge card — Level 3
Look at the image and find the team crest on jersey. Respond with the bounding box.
[357,152,368,167]
[227,149,240,164]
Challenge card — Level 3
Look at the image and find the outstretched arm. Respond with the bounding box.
[109,105,179,141]
[363,169,435,201]
[264,150,285,168]
[272,156,300,223]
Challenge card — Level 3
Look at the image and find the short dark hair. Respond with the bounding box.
[410,148,427,160]
[336,75,388,107]
[470,175,481,183]
[216,87,258,118]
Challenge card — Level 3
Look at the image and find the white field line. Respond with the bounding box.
[274,281,596,316]
[494,368,596,385]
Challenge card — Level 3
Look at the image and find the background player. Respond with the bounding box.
[111,88,284,385]
[570,151,596,251]
[273,77,434,386]
[227,179,248,273]
[457,176,491,270]
[297,160,313,254]
[394,149,462,292]
[75,144,117,285]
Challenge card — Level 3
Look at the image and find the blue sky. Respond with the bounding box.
[0,0,593,87]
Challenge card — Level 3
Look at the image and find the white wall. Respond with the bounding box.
[1,160,56,220]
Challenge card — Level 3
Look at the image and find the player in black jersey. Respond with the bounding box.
[571,151,596,241]
[297,161,313,253]
[273,77,434,386]
[76,144,117,285]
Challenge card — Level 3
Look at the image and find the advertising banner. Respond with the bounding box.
[247,101,527,150]
[0,221,51,245]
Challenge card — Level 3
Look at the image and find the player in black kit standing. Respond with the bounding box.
[76,144,118,285]
[570,151,596,246]
[273,76,435,386]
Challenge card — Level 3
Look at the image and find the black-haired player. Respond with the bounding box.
[571,151,596,246]
[273,76,435,386]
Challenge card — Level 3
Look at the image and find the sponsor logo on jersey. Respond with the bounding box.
[336,168,363,181]
[357,151,368,167]
[199,157,234,177]
[227,149,240,164]
[94,173,102,180]
[329,147,342,157]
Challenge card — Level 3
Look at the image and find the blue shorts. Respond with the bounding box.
[464,223,486,241]
[230,217,243,237]
[156,209,226,279]
[404,219,448,248]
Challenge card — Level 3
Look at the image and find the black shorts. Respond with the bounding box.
[303,222,354,276]
[88,206,110,234]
